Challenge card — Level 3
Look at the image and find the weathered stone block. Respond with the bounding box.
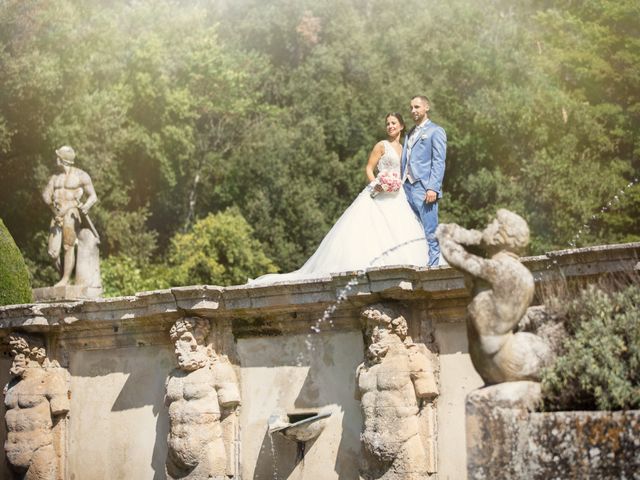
[467,382,640,480]
[33,285,102,302]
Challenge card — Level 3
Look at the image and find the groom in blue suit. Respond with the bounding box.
[401,95,447,267]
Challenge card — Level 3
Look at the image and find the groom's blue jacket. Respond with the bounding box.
[401,120,447,196]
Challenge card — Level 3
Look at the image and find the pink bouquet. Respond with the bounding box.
[370,171,402,198]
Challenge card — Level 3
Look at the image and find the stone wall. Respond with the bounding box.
[0,243,637,480]
[466,382,640,480]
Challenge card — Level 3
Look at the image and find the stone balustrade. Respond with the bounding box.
[0,242,637,479]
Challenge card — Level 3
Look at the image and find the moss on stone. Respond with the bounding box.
[0,218,33,306]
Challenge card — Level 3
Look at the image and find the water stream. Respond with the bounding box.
[269,432,279,480]
[567,177,638,249]
[308,236,425,338]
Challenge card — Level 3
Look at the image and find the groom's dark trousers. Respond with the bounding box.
[401,120,447,266]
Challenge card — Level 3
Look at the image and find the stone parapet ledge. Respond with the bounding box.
[0,242,638,334]
[526,242,640,282]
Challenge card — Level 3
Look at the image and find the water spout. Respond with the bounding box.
[268,410,331,443]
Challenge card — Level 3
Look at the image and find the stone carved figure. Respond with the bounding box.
[356,304,439,480]
[436,209,552,384]
[42,146,101,288]
[3,333,69,480]
[165,318,241,480]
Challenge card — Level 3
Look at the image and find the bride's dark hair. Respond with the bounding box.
[386,112,405,133]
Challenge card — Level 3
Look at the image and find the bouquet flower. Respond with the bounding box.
[370,171,402,198]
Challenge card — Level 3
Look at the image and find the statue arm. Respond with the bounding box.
[47,372,70,417]
[213,359,240,478]
[79,171,97,214]
[49,394,70,417]
[42,177,55,211]
[437,223,482,246]
[213,359,241,410]
[409,346,439,401]
[436,223,486,277]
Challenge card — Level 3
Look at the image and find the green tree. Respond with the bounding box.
[1,0,638,288]
[0,0,273,284]
[0,219,32,305]
[101,255,170,297]
[167,208,277,286]
[528,0,640,248]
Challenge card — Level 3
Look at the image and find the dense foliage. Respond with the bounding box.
[167,208,277,286]
[101,208,275,295]
[541,283,640,411]
[0,219,33,305]
[0,0,637,295]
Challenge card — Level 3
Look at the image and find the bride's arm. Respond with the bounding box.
[365,141,385,182]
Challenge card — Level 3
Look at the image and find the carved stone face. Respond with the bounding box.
[371,325,389,344]
[371,322,405,345]
[55,155,72,170]
[366,323,405,362]
[9,353,27,377]
[174,331,207,371]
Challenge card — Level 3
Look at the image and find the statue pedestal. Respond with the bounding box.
[33,285,103,302]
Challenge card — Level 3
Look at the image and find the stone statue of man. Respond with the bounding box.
[436,209,552,384]
[165,318,241,480]
[42,145,100,288]
[3,333,69,480]
[356,304,439,480]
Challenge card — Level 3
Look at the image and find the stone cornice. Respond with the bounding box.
[0,243,637,333]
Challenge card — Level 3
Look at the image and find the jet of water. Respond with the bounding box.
[310,237,426,335]
[568,177,638,248]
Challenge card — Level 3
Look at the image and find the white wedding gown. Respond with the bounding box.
[248,141,429,285]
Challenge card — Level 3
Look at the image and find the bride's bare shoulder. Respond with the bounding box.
[368,140,386,157]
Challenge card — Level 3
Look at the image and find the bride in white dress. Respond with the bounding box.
[248,113,428,285]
